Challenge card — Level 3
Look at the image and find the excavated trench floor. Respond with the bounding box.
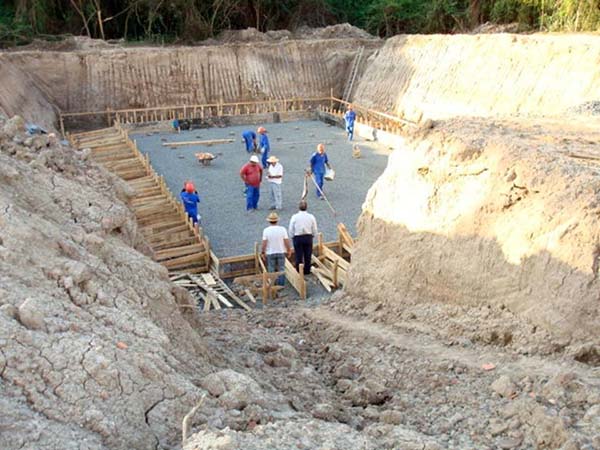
[131,120,391,257]
[190,300,600,449]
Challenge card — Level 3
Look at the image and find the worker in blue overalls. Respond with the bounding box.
[257,126,270,168]
[344,105,356,141]
[309,143,332,199]
[241,130,257,153]
[180,182,200,232]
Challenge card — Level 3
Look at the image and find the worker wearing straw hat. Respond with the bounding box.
[266,155,284,210]
[261,212,292,285]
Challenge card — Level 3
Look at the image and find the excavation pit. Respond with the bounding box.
[131,119,392,258]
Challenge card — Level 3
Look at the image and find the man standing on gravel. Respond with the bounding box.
[257,126,270,169]
[262,212,292,285]
[288,200,318,275]
[309,143,332,200]
[344,105,356,140]
[240,154,263,211]
[266,155,283,210]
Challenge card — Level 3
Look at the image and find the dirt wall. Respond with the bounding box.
[0,40,371,115]
[353,34,600,120]
[0,61,57,129]
[346,118,600,344]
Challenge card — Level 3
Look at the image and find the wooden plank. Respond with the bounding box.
[201,273,217,286]
[154,244,205,261]
[322,246,350,271]
[285,259,305,300]
[146,226,193,243]
[244,289,256,304]
[218,253,255,265]
[312,267,333,292]
[162,139,234,147]
[158,253,207,269]
[152,236,197,251]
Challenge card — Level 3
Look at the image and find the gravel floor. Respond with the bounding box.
[132,120,391,257]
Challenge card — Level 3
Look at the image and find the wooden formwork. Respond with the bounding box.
[70,123,210,274]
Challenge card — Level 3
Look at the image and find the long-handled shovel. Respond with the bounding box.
[306,172,337,217]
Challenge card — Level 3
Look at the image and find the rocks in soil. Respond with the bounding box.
[491,374,518,398]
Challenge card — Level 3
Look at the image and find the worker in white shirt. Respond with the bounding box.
[266,155,283,210]
[288,200,318,275]
[262,212,292,285]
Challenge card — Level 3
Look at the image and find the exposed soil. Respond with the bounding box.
[183,300,600,449]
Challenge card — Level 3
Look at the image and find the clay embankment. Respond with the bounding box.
[353,34,600,121]
[337,34,600,348]
[343,117,600,348]
[0,39,376,124]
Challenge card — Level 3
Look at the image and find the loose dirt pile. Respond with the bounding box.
[217,24,376,43]
[344,117,600,351]
[182,306,600,449]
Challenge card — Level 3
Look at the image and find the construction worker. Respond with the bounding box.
[172,118,180,133]
[266,155,283,210]
[239,154,263,211]
[241,130,257,153]
[288,200,318,275]
[309,143,332,199]
[344,105,356,140]
[261,212,292,285]
[180,182,200,231]
[257,126,270,168]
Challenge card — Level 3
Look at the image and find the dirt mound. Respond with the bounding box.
[470,22,521,33]
[217,24,375,43]
[344,117,600,347]
[5,35,115,52]
[295,23,376,40]
[0,115,213,449]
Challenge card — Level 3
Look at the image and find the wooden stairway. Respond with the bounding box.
[70,125,210,273]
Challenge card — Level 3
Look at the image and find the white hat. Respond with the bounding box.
[250,155,260,163]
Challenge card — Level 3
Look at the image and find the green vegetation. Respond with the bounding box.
[1,0,599,47]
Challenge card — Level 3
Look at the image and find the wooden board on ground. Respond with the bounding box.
[162,139,234,147]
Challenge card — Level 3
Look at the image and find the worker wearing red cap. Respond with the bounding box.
[180,181,200,230]
[257,126,270,169]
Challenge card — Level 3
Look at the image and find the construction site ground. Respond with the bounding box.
[131,120,391,257]
[186,297,600,450]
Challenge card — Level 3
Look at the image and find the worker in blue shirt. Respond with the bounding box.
[241,130,257,153]
[309,143,332,199]
[180,182,200,231]
[257,126,270,168]
[344,105,356,140]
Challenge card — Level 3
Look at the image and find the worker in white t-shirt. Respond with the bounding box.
[266,155,283,210]
[262,212,292,285]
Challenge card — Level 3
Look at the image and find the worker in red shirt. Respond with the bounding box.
[239,154,263,211]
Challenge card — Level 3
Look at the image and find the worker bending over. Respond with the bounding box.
[241,130,257,153]
[257,126,270,169]
[288,200,318,275]
[180,182,200,232]
[309,143,331,199]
